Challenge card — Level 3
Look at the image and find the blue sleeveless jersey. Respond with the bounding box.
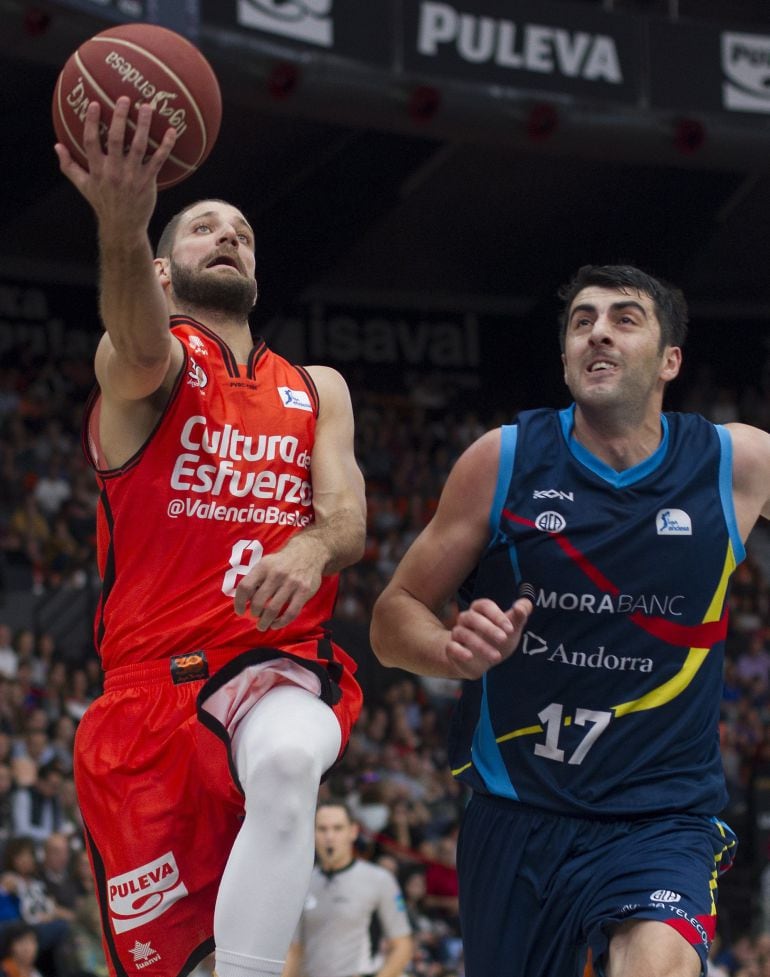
[448,406,744,816]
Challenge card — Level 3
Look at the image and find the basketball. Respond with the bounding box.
[52,23,222,190]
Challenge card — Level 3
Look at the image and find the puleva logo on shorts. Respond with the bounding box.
[656,509,692,535]
[278,386,313,412]
[236,1,333,47]
[108,852,189,933]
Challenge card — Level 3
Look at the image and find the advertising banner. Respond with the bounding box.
[649,19,770,117]
[200,0,395,68]
[47,0,147,21]
[403,0,643,104]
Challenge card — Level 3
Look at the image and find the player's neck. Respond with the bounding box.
[176,304,255,362]
[571,404,664,472]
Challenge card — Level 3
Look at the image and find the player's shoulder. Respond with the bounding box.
[450,428,502,480]
[302,364,353,412]
[352,858,398,883]
[302,364,349,389]
[724,422,770,486]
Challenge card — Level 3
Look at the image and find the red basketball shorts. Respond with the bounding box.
[74,643,362,977]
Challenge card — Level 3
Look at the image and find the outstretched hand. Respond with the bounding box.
[445,595,533,680]
[54,96,177,232]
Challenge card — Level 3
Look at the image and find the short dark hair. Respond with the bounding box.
[557,264,688,352]
[316,799,354,823]
[155,198,238,259]
[0,922,37,958]
[3,836,36,871]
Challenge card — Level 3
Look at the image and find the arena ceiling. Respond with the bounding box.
[2,0,770,340]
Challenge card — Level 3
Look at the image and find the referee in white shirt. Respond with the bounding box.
[282,801,414,977]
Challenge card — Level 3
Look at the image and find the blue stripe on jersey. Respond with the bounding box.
[491,426,517,538]
[473,423,522,798]
[494,426,522,582]
[558,404,671,488]
[472,675,519,800]
[716,425,746,564]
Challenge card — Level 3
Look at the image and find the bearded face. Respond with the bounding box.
[169,257,258,317]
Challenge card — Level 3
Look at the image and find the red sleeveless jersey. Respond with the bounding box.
[83,317,340,670]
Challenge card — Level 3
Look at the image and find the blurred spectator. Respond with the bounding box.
[70,855,107,977]
[376,799,427,863]
[348,776,391,837]
[11,763,65,847]
[30,638,56,693]
[422,831,459,929]
[0,838,74,977]
[0,764,15,863]
[32,461,70,522]
[0,716,14,761]
[737,631,770,692]
[0,629,18,682]
[6,499,48,590]
[46,722,74,780]
[61,674,91,726]
[37,837,77,917]
[39,669,66,729]
[0,921,44,977]
[55,780,82,849]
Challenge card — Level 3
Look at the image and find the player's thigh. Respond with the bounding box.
[605,918,700,977]
[458,794,587,977]
[76,683,243,977]
[585,814,734,977]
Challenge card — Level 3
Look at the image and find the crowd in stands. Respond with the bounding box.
[0,345,769,977]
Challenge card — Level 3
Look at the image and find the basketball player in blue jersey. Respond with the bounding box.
[371,264,770,977]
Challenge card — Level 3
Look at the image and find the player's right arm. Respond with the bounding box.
[370,429,532,680]
[56,95,180,403]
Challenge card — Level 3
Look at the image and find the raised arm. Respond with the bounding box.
[370,429,532,680]
[55,96,180,403]
[234,365,366,631]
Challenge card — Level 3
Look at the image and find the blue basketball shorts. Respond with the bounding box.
[456,793,737,977]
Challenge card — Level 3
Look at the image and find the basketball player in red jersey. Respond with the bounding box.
[54,98,366,977]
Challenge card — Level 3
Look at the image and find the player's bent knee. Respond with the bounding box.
[242,739,323,793]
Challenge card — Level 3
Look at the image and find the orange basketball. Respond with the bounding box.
[52,22,222,189]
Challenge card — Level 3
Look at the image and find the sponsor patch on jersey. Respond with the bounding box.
[187,358,208,389]
[656,509,692,535]
[278,386,313,411]
[535,510,567,532]
[533,489,574,501]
